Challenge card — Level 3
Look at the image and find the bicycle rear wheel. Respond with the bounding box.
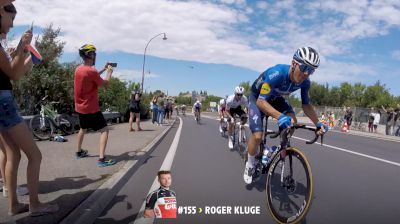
[58,113,75,135]
[265,147,313,223]
[30,115,54,140]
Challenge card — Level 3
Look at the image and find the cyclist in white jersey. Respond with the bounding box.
[218,97,227,133]
[192,101,202,120]
[226,86,248,149]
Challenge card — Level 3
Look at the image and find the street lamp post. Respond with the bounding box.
[141,33,167,92]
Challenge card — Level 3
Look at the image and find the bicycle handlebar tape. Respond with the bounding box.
[278,114,292,129]
[26,44,42,65]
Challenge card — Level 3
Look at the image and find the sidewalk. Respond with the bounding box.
[0,119,173,224]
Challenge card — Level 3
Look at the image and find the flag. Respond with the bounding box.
[25,44,42,64]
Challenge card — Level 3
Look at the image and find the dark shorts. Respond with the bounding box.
[129,106,140,113]
[78,111,107,131]
[229,106,246,118]
[0,90,23,130]
[248,95,294,133]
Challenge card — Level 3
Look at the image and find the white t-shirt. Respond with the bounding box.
[226,94,248,110]
[373,113,380,125]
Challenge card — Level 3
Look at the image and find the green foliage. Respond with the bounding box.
[12,24,73,115]
[239,81,251,98]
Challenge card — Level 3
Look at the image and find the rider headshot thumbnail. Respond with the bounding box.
[144,170,177,218]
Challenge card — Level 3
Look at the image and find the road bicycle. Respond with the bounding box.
[231,115,247,148]
[29,96,76,140]
[220,117,228,137]
[194,109,201,124]
[248,117,323,223]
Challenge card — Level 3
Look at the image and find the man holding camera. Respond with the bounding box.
[74,44,116,167]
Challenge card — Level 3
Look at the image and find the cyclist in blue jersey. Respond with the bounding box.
[243,47,329,184]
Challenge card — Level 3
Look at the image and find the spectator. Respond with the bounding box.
[129,90,142,132]
[74,44,116,167]
[344,107,353,127]
[373,109,381,133]
[328,112,335,128]
[368,108,375,133]
[0,2,59,216]
[165,99,173,124]
[151,95,158,125]
[394,104,400,136]
[381,105,395,135]
[157,94,165,126]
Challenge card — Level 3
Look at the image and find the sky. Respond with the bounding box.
[8,0,400,97]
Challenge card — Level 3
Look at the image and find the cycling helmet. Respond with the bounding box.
[196,100,200,104]
[79,44,96,58]
[235,86,244,94]
[293,47,320,68]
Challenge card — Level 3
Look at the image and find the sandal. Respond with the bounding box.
[129,128,135,132]
[29,203,59,217]
[8,203,29,216]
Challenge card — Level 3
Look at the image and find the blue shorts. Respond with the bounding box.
[248,95,294,133]
[0,90,23,130]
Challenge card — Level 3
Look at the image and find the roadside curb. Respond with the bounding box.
[60,120,177,224]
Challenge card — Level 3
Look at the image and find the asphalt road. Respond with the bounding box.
[95,115,400,224]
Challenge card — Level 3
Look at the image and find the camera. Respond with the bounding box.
[108,63,118,67]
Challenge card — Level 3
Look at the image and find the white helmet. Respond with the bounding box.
[235,86,244,94]
[293,47,320,68]
[196,100,200,104]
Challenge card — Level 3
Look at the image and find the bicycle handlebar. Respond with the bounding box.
[266,124,324,145]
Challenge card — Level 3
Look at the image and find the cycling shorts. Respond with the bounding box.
[248,95,294,133]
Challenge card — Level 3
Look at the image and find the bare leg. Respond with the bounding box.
[2,122,44,210]
[129,112,134,131]
[77,128,87,152]
[135,113,142,130]
[99,128,109,159]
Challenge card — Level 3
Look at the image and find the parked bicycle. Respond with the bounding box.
[247,117,323,223]
[29,96,76,140]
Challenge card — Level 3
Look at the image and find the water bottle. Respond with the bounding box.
[262,146,271,165]
[262,145,277,165]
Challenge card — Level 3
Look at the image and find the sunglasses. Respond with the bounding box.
[236,94,243,97]
[298,63,315,75]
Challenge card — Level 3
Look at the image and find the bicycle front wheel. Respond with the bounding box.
[30,115,54,140]
[265,147,313,224]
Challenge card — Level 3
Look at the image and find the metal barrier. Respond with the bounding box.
[23,112,122,123]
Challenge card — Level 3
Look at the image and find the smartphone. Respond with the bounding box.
[108,63,118,67]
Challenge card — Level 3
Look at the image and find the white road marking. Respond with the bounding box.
[133,117,183,224]
[292,136,400,167]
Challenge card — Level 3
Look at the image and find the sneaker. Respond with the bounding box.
[228,139,233,149]
[76,149,89,159]
[2,186,29,197]
[219,125,223,133]
[97,158,116,167]
[243,163,255,184]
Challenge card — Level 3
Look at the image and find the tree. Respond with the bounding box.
[239,81,251,98]
[13,24,71,115]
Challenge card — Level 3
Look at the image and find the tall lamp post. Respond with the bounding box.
[141,33,167,92]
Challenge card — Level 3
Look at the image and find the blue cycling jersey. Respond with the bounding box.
[250,64,310,105]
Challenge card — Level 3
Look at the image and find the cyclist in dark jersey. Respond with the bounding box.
[144,171,176,218]
[243,47,329,184]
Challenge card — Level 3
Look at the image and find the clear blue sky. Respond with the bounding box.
[8,0,400,97]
